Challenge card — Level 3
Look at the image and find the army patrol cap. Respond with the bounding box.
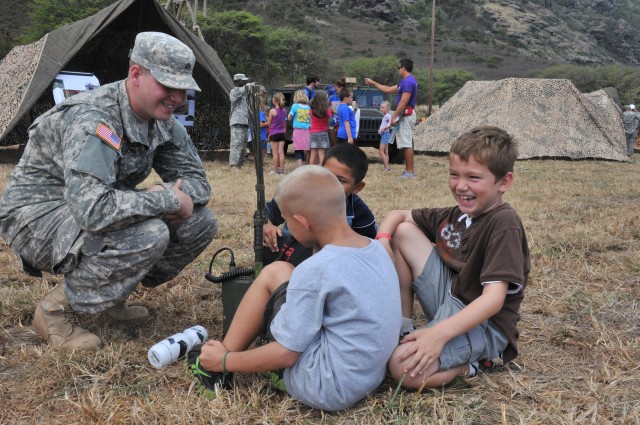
[130,32,201,92]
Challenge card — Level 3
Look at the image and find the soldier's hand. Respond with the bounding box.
[168,179,194,224]
[146,184,165,192]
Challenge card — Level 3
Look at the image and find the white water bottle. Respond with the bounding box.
[266,142,271,154]
[147,325,208,369]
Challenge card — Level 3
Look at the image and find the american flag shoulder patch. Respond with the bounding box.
[95,123,121,151]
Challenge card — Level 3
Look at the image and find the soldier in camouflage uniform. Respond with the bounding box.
[623,104,640,156]
[229,73,252,168]
[0,32,217,350]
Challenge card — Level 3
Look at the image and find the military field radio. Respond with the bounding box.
[205,83,265,335]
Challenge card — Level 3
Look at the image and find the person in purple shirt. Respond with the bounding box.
[365,58,418,179]
[266,92,288,175]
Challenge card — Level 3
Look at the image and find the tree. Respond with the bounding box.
[340,55,399,87]
[0,30,14,59]
[201,10,327,87]
[22,0,117,43]
[264,27,327,86]
[432,69,475,105]
[413,68,475,106]
[537,64,640,105]
[201,10,267,79]
[537,64,600,92]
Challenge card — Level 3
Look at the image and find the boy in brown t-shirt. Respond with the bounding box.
[376,126,531,389]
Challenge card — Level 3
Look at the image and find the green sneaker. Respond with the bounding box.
[186,344,233,398]
[263,370,287,393]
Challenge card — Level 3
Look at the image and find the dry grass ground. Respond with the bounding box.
[1,146,639,424]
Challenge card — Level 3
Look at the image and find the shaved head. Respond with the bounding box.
[274,165,346,226]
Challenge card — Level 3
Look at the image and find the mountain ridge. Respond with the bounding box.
[2,0,639,81]
[240,0,640,79]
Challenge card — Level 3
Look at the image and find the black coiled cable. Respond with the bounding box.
[205,247,254,283]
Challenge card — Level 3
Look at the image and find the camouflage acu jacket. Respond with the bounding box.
[623,111,640,134]
[229,86,249,126]
[0,80,211,246]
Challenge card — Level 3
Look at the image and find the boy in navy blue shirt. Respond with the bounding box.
[263,143,376,266]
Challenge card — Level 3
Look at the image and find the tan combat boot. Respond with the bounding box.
[102,302,149,326]
[33,284,102,350]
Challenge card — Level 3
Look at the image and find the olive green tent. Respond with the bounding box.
[0,0,233,146]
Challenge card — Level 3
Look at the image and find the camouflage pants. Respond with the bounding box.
[626,132,637,155]
[9,206,217,313]
[229,124,248,166]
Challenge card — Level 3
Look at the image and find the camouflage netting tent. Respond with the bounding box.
[0,0,234,147]
[414,78,629,161]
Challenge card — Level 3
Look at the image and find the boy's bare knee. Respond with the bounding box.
[259,261,294,293]
[388,346,461,390]
[394,222,422,254]
[387,348,406,382]
[393,221,432,269]
[394,221,419,244]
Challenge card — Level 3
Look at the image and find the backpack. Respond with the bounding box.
[304,86,314,101]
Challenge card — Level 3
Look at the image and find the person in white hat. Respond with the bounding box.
[229,73,252,168]
[623,104,640,156]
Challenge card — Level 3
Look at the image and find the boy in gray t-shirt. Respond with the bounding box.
[192,166,401,411]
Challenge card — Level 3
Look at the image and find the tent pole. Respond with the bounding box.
[176,0,184,22]
[183,0,204,40]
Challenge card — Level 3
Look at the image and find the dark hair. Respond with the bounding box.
[450,126,518,180]
[399,58,413,73]
[306,75,319,85]
[339,88,352,101]
[323,143,369,183]
[310,91,329,118]
[335,78,347,90]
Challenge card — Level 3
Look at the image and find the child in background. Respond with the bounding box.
[266,92,287,175]
[192,166,401,411]
[352,101,360,141]
[309,91,332,165]
[376,126,530,390]
[288,90,311,167]
[328,79,346,147]
[262,143,377,266]
[378,101,392,171]
[336,88,356,144]
[259,86,269,160]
